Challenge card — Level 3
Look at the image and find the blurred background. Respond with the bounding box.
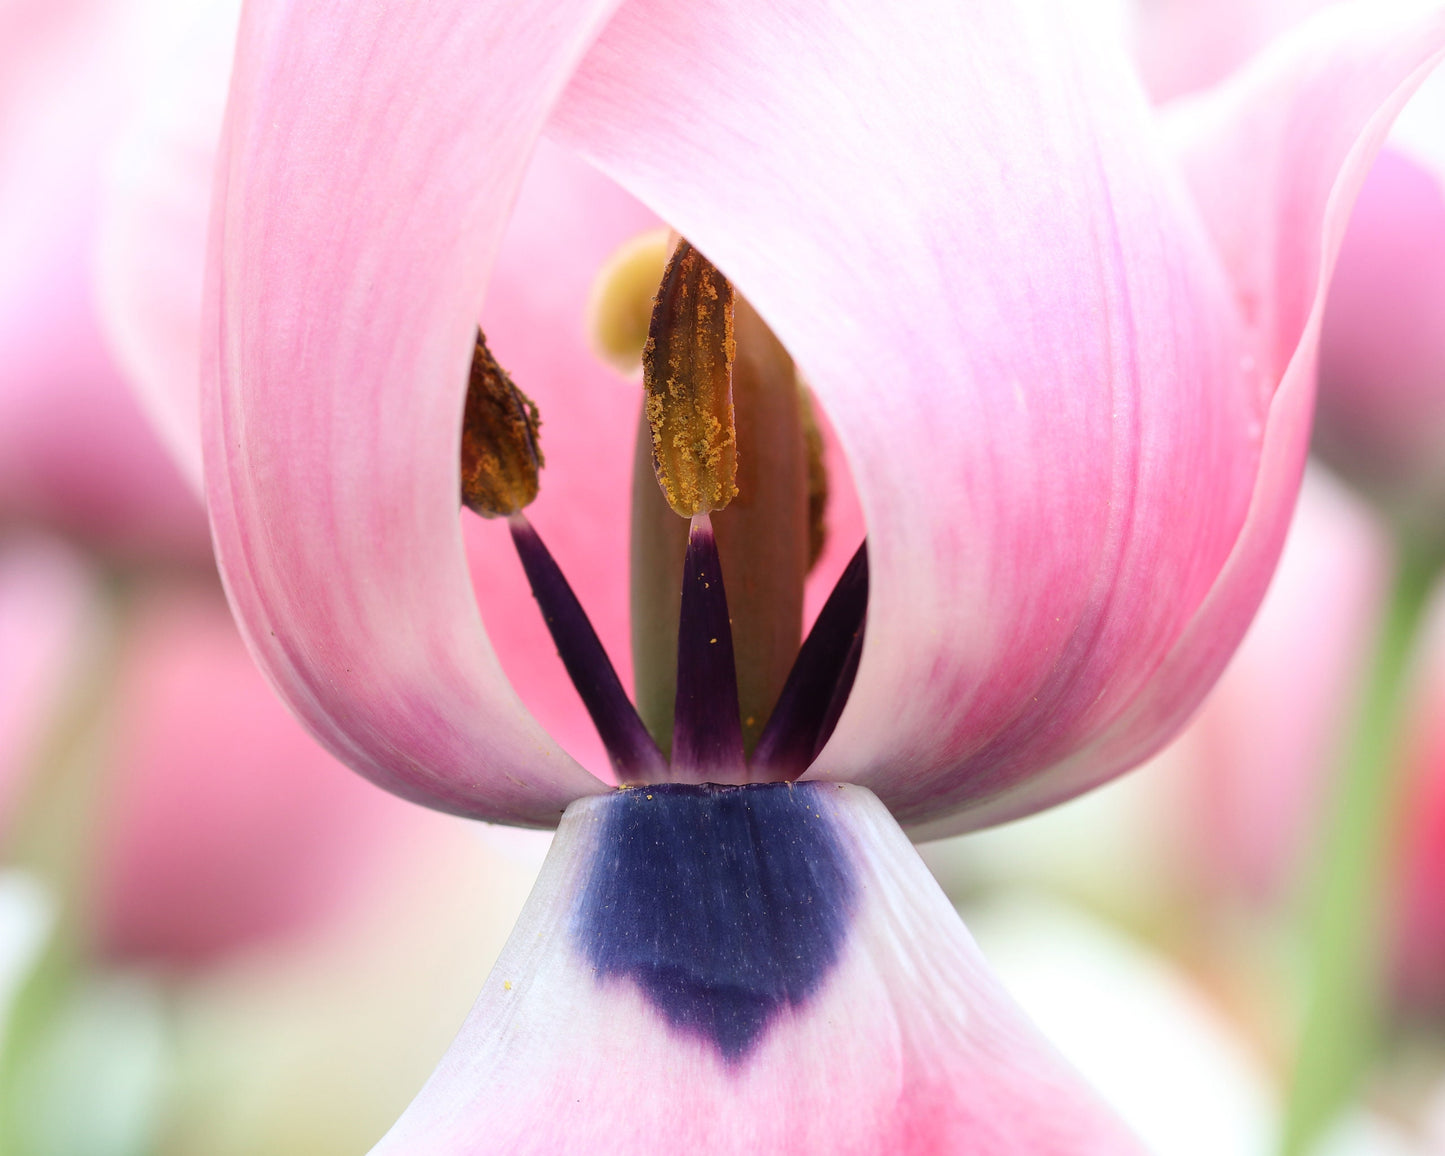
[6,0,1445,1152]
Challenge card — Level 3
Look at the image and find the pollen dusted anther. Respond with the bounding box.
[642,239,739,517]
[460,329,544,517]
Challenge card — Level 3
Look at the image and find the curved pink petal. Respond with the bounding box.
[1022,5,1445,841]
[554,0,1268,832]
[1313,147,1445,519]
[203,0,628,824]
[909,2,1445,838]
[0,0,208,559]
[95,580,407,964]
[373,785,1145,1154]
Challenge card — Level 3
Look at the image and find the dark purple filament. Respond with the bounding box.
[750,542,867,778]
[510,514,866,784]
[671,513,747,782]
[508,514,667,782]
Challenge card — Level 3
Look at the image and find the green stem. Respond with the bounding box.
[1279,537,1441,1156]
[0,574,130,1155]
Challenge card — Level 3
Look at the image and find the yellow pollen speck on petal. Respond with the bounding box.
[587,227,671,374]
[504,980,512,991]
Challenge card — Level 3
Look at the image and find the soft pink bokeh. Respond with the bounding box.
[1175,470,1387,903]
[0,0,423,966]
[1314,148,1445,524]
[95,582,407,965]
[0,539,96,833]
[0,0,208,560]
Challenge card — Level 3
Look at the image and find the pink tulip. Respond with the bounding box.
[162,0,1445,1146]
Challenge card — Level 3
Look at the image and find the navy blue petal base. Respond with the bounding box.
[575,782,856,1064]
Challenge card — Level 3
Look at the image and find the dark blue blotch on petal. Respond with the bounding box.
[575,782,856,1064]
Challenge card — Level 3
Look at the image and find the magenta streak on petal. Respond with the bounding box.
[507,514,666,784]
[203,0,628,826]
[671,513,747,784]
[552,0,1256,832]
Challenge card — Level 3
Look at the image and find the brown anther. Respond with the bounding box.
[460,329,544,517]
[798,383,829,571]
[642,239,738,517]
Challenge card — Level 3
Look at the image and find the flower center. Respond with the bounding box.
[461,237,866,787]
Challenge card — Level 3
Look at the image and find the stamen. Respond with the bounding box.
[672,513,747,783]
[508,514,668,784]
[632,279,812,757]
[750,543,868,779]
[642,240,738,517]
[460,330,544,517]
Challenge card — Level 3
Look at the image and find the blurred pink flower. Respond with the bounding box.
[0,0,210,561]
[0,0,414,968]
[1174,470,1387,905]
[1313,142,1445,530]
[156,0,1445,1146]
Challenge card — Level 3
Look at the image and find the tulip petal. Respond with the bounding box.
[204,0,631,823]
[373,783,1145,1154]
[551,0,1445,835]
[1035,1,1445,841]
[553,0,1259,831]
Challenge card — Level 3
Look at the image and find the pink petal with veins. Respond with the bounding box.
[555,0,1444,835]
[204,0,625,824]
[1020,4,1445,842]
[901,2,1445,838]
[555,0,1256,833]
[372,785,1145,1155]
